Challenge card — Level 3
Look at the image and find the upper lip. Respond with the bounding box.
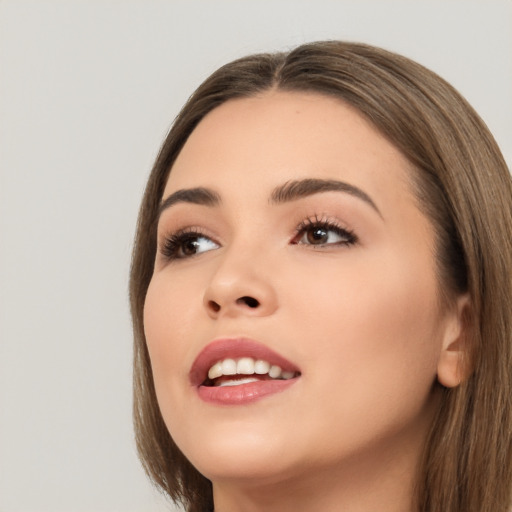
[189,337,301,386]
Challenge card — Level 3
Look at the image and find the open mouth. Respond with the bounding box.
[202,357,300,387]
[191,338,301,404]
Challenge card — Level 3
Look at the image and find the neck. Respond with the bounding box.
[211,430,423,512]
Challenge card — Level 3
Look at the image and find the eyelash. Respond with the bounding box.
[292,215,358,247]
[160,227,218,261]
[159,216,357,262]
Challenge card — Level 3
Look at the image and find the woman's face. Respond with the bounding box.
[144,91,463,487]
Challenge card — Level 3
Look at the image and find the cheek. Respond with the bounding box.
[288,249,443,390]
[144,267,204,341]
[143,274,200,397]
[282,257,443,455]
[142,273,209,451]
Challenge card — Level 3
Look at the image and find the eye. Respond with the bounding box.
[292,218,357,247]
[161,230,220,260]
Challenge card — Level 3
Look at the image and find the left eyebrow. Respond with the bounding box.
[270,178,382,218]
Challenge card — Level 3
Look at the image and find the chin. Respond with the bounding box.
[200,457,291,485]
[173,420,301,483]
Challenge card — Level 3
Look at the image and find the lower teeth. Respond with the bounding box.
[217,377,260,387]
[205,372,300,387]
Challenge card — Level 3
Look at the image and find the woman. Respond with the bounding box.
[130,41,512,512]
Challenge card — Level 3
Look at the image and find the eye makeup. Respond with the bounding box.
[157,209,358,266]
[291,214,358,248]
[159,227,220,262]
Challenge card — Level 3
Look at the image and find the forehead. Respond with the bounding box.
[163,91,415,211]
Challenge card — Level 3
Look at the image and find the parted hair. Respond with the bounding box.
[130,41,512,512]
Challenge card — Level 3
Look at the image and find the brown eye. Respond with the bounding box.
[162,232,219,260]
[306,227,329,245]
[182,238,201,256]
[293,221,357,247]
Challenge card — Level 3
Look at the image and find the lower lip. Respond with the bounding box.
[196,378,298,405]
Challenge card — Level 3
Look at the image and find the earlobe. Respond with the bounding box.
[437,294,472,388]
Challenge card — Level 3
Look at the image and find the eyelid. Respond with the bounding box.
[292,214,358,246]
[158,225,205,249]
[158,226,221,262]
[156,212,357,265]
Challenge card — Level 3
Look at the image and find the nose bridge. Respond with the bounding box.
[203,238,278,318]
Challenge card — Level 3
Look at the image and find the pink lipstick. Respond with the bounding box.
[190,338,300,405]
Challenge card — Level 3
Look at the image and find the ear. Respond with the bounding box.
[437,293,472,388]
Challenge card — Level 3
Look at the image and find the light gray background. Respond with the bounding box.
[1,1,510,511]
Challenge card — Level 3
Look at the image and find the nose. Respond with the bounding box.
[203,248,278,319]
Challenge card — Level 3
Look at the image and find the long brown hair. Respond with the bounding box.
[130,41,512,512]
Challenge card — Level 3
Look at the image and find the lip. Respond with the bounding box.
[190,338,301,405]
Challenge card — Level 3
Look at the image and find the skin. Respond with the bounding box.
[144,91,467,512]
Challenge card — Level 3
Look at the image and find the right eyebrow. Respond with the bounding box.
[158,187,220,219]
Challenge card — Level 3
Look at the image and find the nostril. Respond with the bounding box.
[237,296,260,308]
[208,300,221,312]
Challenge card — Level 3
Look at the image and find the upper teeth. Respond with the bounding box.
[207,357,296,381]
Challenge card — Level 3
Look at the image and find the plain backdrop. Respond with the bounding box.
[0,1,510,511]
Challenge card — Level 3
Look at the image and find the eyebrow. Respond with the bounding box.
[269,178,381,217]
[158,187,220,218]
[159,178,381,218]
